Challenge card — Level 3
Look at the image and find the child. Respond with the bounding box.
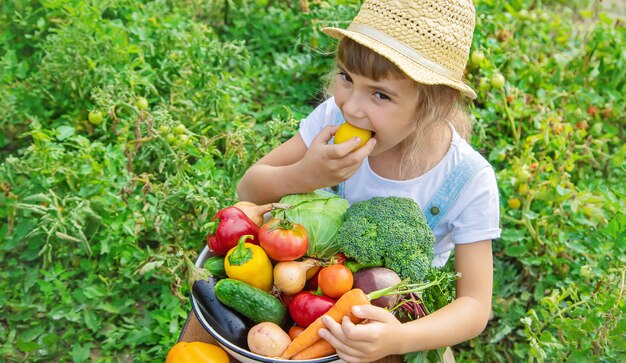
[237,0,501,361]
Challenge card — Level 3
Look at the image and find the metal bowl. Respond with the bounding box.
[191,246,341,363]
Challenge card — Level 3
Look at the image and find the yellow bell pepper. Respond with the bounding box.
[224,235,273,291]
[166,342,229,363]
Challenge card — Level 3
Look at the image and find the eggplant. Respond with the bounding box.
[192,278,252,349]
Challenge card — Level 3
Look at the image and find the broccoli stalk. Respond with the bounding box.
[345,260,383,274]
[336,196,435,283]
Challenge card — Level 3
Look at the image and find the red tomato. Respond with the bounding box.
[280,293,295,309]
[289,291,335,328]
[305,268,321,291]
[306,254,346,290]
[329,253,347,265]
[288,325,305,340]
[259,218,309,261]
[318,264,354,299]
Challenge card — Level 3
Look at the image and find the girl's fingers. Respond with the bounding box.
[313,125,340,146]
[352,137,377,158]
[323,315,372,346]
[351,305,396,324]
[318,327,363,358]
[327,136,366,158]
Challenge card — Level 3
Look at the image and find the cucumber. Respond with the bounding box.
[215,278,286,326]
[192,278,252,349]
[204,256,227,279]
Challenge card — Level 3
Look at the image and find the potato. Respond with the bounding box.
[353,267,402,308]
[247,322,291,357]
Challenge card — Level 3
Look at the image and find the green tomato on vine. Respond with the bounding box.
[173,124,186,135]
[470,51,485,67]
[88,111,103,125]
[490,73,506,89]
[136,97,148,111]
[177,134,190,147]
[478,77,490,92]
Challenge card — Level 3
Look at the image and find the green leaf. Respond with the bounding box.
[42,333,60,348]
[16,337,40,353]
[83,309,100,332]
[489,323,514,344]
[55,125,76,140]
[71,343,92,363]
[506,245,527,257]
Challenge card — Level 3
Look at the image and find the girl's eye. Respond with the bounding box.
[338,71,352,83]
[374,91,390,101]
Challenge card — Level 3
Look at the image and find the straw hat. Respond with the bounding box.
[322,0,477,99]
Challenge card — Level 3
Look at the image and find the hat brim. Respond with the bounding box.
[321,26,477,99]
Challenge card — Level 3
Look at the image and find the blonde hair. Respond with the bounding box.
[329,38,472,176]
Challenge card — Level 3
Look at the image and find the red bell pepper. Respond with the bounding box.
[206,206,260,256]
[288,291,335,328]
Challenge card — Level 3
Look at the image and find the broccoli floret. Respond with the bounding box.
[335,196,435,282]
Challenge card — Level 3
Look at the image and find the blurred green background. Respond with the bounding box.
[1,0,624,362]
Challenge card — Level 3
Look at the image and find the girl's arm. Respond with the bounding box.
[237,133,312,204]
[319,240,493,362]
[237,126,376,204]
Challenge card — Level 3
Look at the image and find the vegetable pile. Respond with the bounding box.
[188,194,456,360]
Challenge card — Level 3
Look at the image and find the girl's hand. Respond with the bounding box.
[319,305,402,363]
[297,125,376,190]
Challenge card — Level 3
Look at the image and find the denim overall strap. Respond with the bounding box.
[424,154,490,231]
[330,112,346,199]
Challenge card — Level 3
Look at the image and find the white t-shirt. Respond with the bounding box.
[299,98,502,267]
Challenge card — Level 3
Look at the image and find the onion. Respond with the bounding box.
[273,259,320,295]
[234,201,290,227]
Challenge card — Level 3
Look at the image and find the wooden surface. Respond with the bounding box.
[178,309,405,363]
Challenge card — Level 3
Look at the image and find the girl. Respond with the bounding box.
[237,0,501,362]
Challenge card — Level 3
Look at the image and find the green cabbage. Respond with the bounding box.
[273,190,349,259]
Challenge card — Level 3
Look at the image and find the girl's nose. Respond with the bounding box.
[341,91,366,121]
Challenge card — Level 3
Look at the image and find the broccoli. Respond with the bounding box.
[335,196,435,282]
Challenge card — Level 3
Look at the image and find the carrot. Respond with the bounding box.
[290,339,336,360]
[281,288,369,359]
[281,273,456,359]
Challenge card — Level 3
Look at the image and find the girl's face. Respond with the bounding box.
[333,64,420,156]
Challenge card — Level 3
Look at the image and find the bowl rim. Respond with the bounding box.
[191,245,339,363]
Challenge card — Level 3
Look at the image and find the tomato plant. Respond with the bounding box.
[318,264,354,299]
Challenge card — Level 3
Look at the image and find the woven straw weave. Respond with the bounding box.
[322,0,477,98]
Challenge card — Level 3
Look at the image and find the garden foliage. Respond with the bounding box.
[0,0,624,362]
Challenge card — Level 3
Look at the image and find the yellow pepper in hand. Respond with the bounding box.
[224,235,273,291]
